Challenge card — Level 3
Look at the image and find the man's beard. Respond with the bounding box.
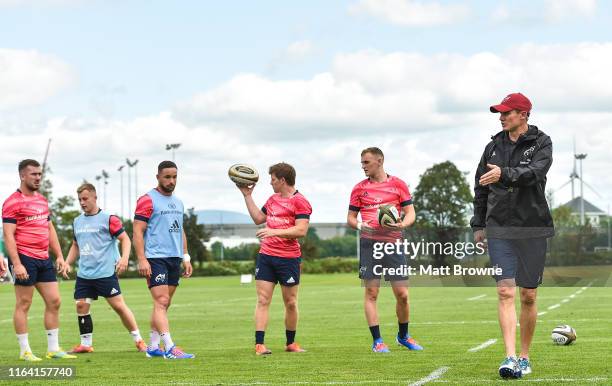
[27,182,40,191]
[159,184,175,193]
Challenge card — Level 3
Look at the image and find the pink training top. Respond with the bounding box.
[2,189,51,259]
[349,175,412,241]
[260,191,312,258]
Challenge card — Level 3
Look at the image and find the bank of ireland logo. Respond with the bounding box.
[155,273,166,283]
[169,219,181,233]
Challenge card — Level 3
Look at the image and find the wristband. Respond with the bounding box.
[182,253,191,262]
[356,222,362,231]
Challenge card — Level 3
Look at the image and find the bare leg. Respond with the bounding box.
[519,287,538,359]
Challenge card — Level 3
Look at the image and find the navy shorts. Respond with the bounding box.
[359,238,408,282]
[256,253,301,286]
[147,257,181,288]
[488,238,548,288]
[74,274,121,300]
[9,254,57,286]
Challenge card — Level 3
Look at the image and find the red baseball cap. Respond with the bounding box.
[490,92,532,113]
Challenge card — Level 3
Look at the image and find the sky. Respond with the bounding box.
[1,0,611,222]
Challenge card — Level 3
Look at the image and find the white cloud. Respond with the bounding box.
[3,43,612,222]
[175,43,612,142]
[349,0,470,27]
[492,0,597,24]
[545,0,596,22]
[0,49,75,110]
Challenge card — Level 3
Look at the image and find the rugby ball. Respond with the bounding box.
[551,324,576,345]
[377,204,400,228]
[228,164,259,186]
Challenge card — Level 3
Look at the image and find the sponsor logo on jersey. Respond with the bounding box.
[169,219,181,233]
[80,243,94,256]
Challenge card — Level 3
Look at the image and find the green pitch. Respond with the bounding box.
[0,274,610,385]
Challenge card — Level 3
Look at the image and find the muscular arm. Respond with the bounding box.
[182,229,188,255]
[132,220,148,261]
[400,204,415,227]
[2,223,21,266]
[244,195,266,225]
[117,232,131,260]
[65,240,79,266]
[347,210,359,230]
[48,221,64,261]
[272,219,309,239]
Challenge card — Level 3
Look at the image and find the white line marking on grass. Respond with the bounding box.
[467,338,497,352]
[538,311,547,316]
[467,294,486,301]
[547,304,561,310]
[442,376,608,383]
[408,366,450,386]
[570,294,576,298]
[561,298,569,303]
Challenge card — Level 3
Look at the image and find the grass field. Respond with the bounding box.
[0,274,610,385]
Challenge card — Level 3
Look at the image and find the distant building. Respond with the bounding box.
[561,197,607,226]
[205,222,349,242]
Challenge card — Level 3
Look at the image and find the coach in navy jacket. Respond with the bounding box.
[470,92,554,379]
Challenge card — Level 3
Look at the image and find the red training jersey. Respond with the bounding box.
[260,191,312,258]
[349,175,412,241]
[2,189,51,259]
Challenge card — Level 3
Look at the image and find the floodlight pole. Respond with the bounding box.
[166,143,181,162]
[118,165,125,219]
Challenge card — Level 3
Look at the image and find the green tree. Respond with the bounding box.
[299,227,320,259]
[412,161,473,267]
[50,195,80,256]
[183,208,212,264]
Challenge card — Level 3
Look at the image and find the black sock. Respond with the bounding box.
[398,322,409,338]
[369,325,381,341]
[286,330,296,345]
[255,330,265,345]
[78,314,93,335]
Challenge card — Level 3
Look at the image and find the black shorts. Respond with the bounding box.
[74,274,121,300]
[488,238,548,288]
[9,254,57,286]
[147,257,181,288]
[255,253,301,286]
[359,238,408,282]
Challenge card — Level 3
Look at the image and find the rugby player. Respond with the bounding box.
[347,148,422,353]
[237,162,312,355]
[60,183,146,353]
[2,159,76,361]
[133,161,194,359]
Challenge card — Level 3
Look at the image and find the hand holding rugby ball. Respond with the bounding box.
[228,164,259,187]
[377,204,401,228]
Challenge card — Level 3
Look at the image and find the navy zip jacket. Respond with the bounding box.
[470,125,555,239]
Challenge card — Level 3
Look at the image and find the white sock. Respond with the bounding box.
[130,330,142,343]
[80,334,93,347]
[150,330,160,349]
[160,332,174,350]
[17,333,32,356]
[46,328,59,352]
